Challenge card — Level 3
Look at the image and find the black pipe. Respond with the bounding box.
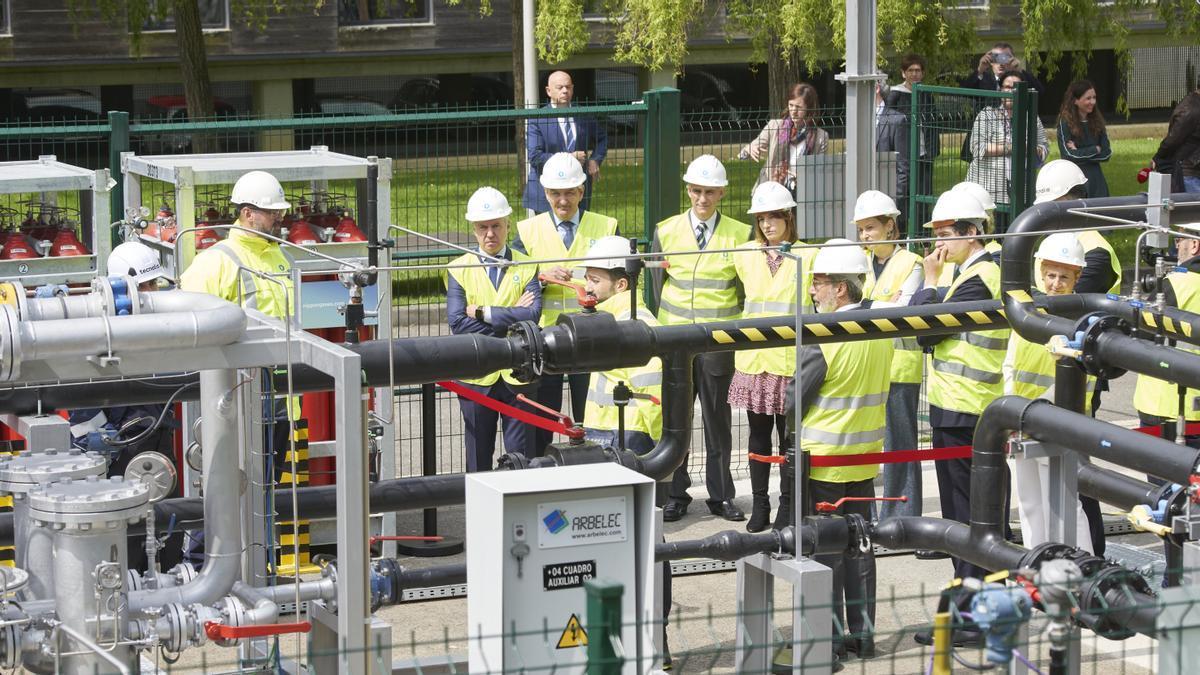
[1077,464,1169,512]
[871,517,1028,572]
[654,527,796,562]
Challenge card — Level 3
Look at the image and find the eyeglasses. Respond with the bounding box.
[249,206,285,218]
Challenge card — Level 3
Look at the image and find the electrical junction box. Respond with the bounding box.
[467,463,656,674]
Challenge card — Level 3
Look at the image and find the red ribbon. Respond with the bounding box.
[437,380,584,439]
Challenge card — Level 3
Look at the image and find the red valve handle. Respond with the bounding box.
[538,273,597,309]
[516,393,585,438]
[629,393,661,406]
[204,621,311,641]
[370,535,444,545]
[815,496,908,513]
[748,453,787,465]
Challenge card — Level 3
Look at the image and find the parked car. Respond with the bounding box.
[133,95,246,155]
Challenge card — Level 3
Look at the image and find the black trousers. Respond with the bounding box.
[745,412,787,506]
[668,352,736,505]
[932,425,1011,583]
[804,477,876,636]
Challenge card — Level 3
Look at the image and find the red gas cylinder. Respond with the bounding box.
[157,216,178,243]
[1,231,39,260]
[48,228,90,257]
[286,217,322,246]
[195,227,222,250]
[203,207,221,222]
[27,215,54,242]
[332,211,366,243]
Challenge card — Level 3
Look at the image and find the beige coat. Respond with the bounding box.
[740,118,830,188]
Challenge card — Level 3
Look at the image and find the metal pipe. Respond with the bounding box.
[127,369,242,612]
[230,582,280,625]
[1077,465,1169,513]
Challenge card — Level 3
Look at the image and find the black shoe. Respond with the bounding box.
[914,549,950,560]
[708,500,745,522]
[663,501,689,522]
[746,505,771,533]
[845,634,876,659]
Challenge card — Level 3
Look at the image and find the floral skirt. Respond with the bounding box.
[727,370,791,416]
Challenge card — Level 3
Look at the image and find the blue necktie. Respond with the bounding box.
[489,265,501,289]
[564,119,575,151]
[560,220,576,250]
[695,220,708,250]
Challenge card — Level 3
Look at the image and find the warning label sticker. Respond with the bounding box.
[543,559,596,591]
[556,613,588,649]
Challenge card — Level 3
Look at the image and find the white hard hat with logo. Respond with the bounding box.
[539,152,587,189]
[1034,159,1088,204]
[464,186,513,222]
[682,154,729,187]
[1035,232,1087,268]
[851,190,901,223]
[924,189,988,228]
[230,170,291,210]
[812,238,870,275]
[950,181,997,212]
[747,181,797,214]
[108,241,168,284]
[582,235,634,270]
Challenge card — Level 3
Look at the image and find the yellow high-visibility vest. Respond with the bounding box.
[1006,331,1095,400]
[447,249,533,387]
[802,337,893,483]
[583,291,663,439]
[655,212,751,325]
[1034,229,1121,294]
[928,258,1009,416]
[1135,270,1200,420]
[516,210,618,326]
[181,228,294,320]
[732,241,813,376]
[864,247,922,384]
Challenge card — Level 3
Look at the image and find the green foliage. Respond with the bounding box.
[876,0,977,84]
[536,0,591,64]
[612,0,707,74]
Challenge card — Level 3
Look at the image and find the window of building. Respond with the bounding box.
[142,0,229,32]
[339,0,432,26]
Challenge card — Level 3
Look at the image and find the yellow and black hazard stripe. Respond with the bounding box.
[0,439,22,568]
[708,308,1008,346]
[274,419,321,576]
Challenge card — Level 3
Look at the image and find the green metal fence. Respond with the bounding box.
[909,82,1042,236]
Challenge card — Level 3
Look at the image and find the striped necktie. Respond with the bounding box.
[564,119,575,151]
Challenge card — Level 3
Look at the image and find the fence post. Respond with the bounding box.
[585,578,624,675]
[908,86,921,240]
[642,88,680,314]
[1023,87,1040,215]
[107,110,130,241]
[1008,82,1029,231]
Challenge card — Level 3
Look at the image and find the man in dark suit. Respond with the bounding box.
[523,70,608,214]
[447,187,543,470]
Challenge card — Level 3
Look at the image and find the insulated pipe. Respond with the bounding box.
[127,369,242,612]
[654,527,797,562]
[1077,465,1169,513]
[872,517,1028,572]
[14,291,246,362]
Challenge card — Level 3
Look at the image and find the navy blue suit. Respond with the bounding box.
[447,248,543,470]
[523,105,608,213]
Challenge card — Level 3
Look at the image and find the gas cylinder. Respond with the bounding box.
[285,216,321,246]
[48,227,89,257]
[332,211,366,243]
[194,227,222,250]
[1,231,39,260]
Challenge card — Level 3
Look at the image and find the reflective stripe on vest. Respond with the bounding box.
[582,291,663,437]
[928,257,1008,416]
[802,339,892,483]
[865,248,923,384]
[656,212,750,326]
[744,300,796,314]
[587,371,663,405]
[1014,369,1055,389]
[210,241,261,310]
[516,210,618,326]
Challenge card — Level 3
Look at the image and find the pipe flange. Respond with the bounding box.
[0,620,16,670]
[0,449,106,496]
[0,303,22,382]
[506,320,545,383]
[1078,314,1131,379]
[27,475,150,530]
[161,603,189,653]
[1076,563,1154,638]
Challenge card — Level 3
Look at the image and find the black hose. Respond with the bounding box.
[1077,465,1168,512]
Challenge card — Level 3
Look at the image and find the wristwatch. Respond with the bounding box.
[474,306,485,321]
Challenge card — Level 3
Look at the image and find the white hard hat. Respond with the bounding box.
[230,171,290,210]
[539,152,587,189]
[1035,159,1088,204]
[747,181,797,214]
[464,186,513,222]
[924,189,988,228]
[812,238,870,275]
[682,154,728,187]
[583,235,634,270]
[851,190,900,223]
[1035,232,1087,268]
[108,241,167,284]
[950,181,996,212]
